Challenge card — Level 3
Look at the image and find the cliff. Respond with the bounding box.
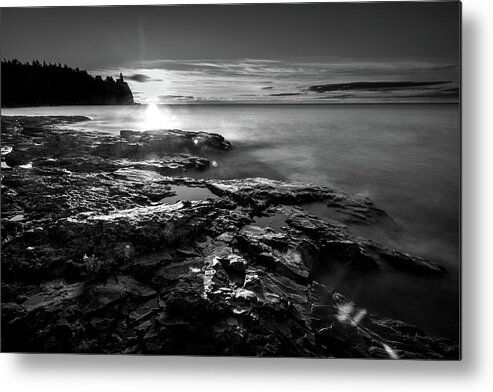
[1,59,134,107]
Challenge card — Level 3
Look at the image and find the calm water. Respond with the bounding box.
[3,104,460,340]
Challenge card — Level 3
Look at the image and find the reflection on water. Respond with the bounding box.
[160,185,217,205]
[252,212,288,231]
[3,103,460,340]
[23,293,47,306]
[141,103,176,130]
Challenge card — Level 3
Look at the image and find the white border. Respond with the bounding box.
[2,0,492,391]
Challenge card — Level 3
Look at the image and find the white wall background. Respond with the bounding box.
[1,0,491,390]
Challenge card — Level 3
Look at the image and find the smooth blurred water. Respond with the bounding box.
[3,104,460,340]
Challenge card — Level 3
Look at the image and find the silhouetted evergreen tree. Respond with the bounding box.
[1,59,134,107]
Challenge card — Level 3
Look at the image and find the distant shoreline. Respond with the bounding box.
[1,101,459,109]
[1,60,135,107]
[1,103,140,109]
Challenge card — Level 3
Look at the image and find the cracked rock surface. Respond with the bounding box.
[1,116,457,358]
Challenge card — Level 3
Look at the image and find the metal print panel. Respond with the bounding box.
[0,1,461,359]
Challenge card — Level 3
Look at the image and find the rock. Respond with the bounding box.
[5,151,31,167]
[235,225,312,283]
[141,183,174,202]
[377,247,447,275]
[321,240,379,271]
[1,145,13,157]
[120,130,141,142]
[110,129,231,159]
[207,178,334,209]
[0,116,223,176]
[0,115,456,358]
[324,193,396,225]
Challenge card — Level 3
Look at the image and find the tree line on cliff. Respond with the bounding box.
[1,59,134,107]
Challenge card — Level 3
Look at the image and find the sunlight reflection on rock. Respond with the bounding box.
[336,302,366,326]
[336,302,354,323]
[382,343,399,359]
[352,309,367,325]
[336,302,399,359]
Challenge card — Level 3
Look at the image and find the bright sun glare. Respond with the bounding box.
[142,103,166,130]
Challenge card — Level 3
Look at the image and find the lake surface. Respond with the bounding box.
[3,104,460,340]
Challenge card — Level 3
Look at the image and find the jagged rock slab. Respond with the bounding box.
[1,116,228,171]
[2,192,454,357]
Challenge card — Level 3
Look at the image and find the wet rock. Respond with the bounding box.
[119,129,232,154]
[235,225,312,284]
[255,206,445,276]
[5,151,31,167]
[1,115,456,357]
[1,145,14,157]
[141,183,175,202]
[93,128,230,160]
[377,247,447,275]
[207,178,334,209]
[324,193,397,226]
[321,240,379,271]
[311,289,458,359]
[0,115,223,177]
[1,192,455,356]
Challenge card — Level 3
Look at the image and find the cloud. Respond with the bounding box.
[404,87,460,99]
[307,81,452,93]
[312,85,459,101]
[101,58,459,103]
[159,94,195,101]
[268,92,302,96]
[302,80,459,102]
[126,73,161,82]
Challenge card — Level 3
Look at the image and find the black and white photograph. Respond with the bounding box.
[1,1,461,359]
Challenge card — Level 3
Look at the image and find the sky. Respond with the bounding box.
[1,2,461,103]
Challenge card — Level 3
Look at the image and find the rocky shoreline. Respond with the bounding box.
[1,115,458,358]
